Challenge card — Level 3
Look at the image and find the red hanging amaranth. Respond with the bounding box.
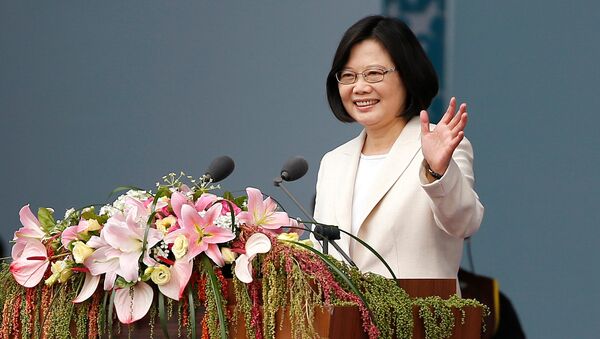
[249,279,263,339]
[87,291,102,339]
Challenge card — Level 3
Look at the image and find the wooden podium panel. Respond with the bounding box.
[111,279,483,338]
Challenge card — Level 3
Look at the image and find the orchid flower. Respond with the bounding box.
[10,238,49,287]
[165,204,235,265]
[234,233,272,283]
[13,205,45,240]
[237,187,289,230]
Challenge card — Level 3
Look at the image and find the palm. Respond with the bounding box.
[420,97,468,174]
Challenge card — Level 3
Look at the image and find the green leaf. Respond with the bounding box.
[108,291,116,339]
[81,208,109,225]
[37,207,55,232]
[114,276,135,289]
[203,256,228,339]
[188,288,197,339]
[158,292,170,339]
[234,196,247,209]
[222,191,235,201]
[100,291,109,337]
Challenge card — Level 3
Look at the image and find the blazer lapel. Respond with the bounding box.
[334,130,365,254]
[353,117,423,233]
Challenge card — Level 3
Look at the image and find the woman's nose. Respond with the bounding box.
[352,78,373,94]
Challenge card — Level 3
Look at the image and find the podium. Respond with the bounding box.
[112,279,483,338]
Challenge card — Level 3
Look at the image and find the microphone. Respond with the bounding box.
[204,155,235,183]
[281,156,309,182]
[273,156,356,267]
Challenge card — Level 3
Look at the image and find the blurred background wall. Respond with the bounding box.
[1,1,598,337]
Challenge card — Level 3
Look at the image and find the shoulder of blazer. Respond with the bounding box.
[323,130,366,160]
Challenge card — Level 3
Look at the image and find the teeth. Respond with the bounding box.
[355,99,378,107]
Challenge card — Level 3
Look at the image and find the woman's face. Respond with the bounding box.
[338,39,407,130]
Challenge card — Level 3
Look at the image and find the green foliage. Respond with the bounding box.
[359,273,414,339]
[80,208,108,225]
[37,207,56,233]
[0,248,488,339]
[46,281,77,339]
[202,257,228,339]
[233,276,255,339]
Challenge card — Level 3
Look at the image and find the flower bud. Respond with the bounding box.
[277,232,299,242]
[72,241,94,264]
[172,234,188,259]
[86,219,102,232]
[221,247,238,264]
[156,216,177,234]
[150,265,171,285]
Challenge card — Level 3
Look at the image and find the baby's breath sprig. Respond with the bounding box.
[161,172,186,188]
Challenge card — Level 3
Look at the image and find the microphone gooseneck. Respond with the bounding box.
[204,155,235,183]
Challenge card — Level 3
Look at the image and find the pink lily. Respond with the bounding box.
[13,205,45,240]
[195,193,218,212]
[102,212,162,283]
[84,235,121,290]
[114,282,154,324]
[164,204,235,265]
[170,191,193,219]
[82,208,163,292]
[10,238,49,287]
[234,233,272,283]
[237,187,290,230]
[170,191,218,218]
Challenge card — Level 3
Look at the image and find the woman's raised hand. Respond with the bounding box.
[419,97,468,175]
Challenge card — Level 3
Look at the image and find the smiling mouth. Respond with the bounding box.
[353,99,379,107]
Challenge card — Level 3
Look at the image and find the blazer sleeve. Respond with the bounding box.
[419,137,484,238]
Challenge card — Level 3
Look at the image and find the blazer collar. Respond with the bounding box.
[335,117,422,238]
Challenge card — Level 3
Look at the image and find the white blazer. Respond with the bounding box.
[313,117,484,280]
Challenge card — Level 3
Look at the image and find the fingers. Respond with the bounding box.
[450,131,465,150]
[420,110,430,135]
[448,109,468,135]
[440,97,457,124]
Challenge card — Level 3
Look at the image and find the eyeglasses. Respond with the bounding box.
[335,67,396,85]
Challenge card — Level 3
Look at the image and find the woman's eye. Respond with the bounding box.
[340,72,355,79]
[365,69,384,77]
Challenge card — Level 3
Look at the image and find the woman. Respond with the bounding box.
[313,16,484,285]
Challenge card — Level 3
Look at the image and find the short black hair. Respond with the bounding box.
[326,15,439,122]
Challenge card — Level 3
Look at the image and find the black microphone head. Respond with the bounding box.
[280,156,308,181]
[205,155,235,182]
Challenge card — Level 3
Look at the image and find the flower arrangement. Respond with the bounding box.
[0,172,488,339]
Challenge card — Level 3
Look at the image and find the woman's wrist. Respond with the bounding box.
[425,162,444,181]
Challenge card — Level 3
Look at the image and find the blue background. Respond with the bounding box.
[1,1,598,338]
